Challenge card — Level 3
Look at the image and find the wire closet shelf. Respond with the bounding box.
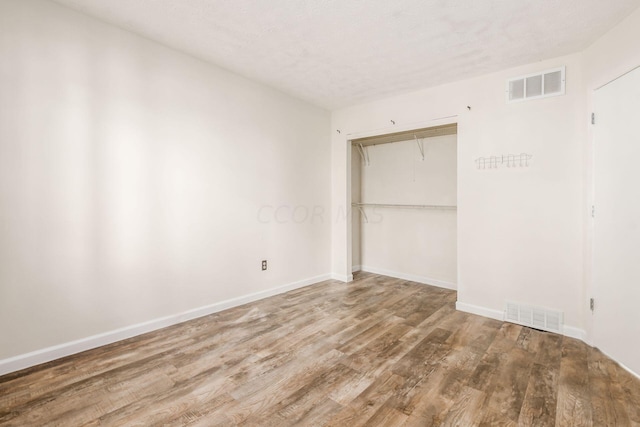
[351,203,457,223]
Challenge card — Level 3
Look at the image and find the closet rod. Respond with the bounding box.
[350,123,457,147]
[352,203,457,210]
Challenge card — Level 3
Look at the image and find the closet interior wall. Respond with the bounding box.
[351,131,458,288]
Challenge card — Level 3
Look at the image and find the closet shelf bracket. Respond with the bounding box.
[356,143,370,166]
[355,205,369,223]
[414,136,425,161]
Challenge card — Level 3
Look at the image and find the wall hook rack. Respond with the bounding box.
[475,153,532,170]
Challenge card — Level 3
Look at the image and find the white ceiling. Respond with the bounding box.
[52,0,640,110]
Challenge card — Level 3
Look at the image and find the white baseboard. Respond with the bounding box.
[0,273,332,377]
[562,325,588,341]
[598,348,640,381]
[455,302,503,321]
[456,301,588,343]
[459,301,638,380]
[352,264,362,273]
[359,266,457,290]
[331,273,353,282]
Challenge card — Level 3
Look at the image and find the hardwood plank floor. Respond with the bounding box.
[1,271,639,426]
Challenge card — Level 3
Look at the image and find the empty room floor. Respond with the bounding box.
[1,271,639,426]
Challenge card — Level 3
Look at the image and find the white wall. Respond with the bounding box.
[332,53,586,332]
[583,7,640,90]
[353,135,457,286]
[0,0,331,362]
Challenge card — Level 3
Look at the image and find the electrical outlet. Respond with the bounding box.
[261,260,267,271]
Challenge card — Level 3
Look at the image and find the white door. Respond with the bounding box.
[593,66,640,375]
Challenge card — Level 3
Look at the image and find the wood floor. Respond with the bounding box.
[1,272,639,426]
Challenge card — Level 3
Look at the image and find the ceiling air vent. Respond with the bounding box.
[507,66,565,103]
[504,301,563,334]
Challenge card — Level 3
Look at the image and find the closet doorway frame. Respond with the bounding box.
[344,115,459,279]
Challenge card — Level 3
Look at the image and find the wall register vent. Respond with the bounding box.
[504,301,563,334]
[507,66,565,103]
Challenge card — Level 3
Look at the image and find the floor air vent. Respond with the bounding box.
[504,302,563,334]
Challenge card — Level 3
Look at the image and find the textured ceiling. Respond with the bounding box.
[52,0,640,109]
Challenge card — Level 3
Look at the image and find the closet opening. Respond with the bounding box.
[350,123,458,290]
